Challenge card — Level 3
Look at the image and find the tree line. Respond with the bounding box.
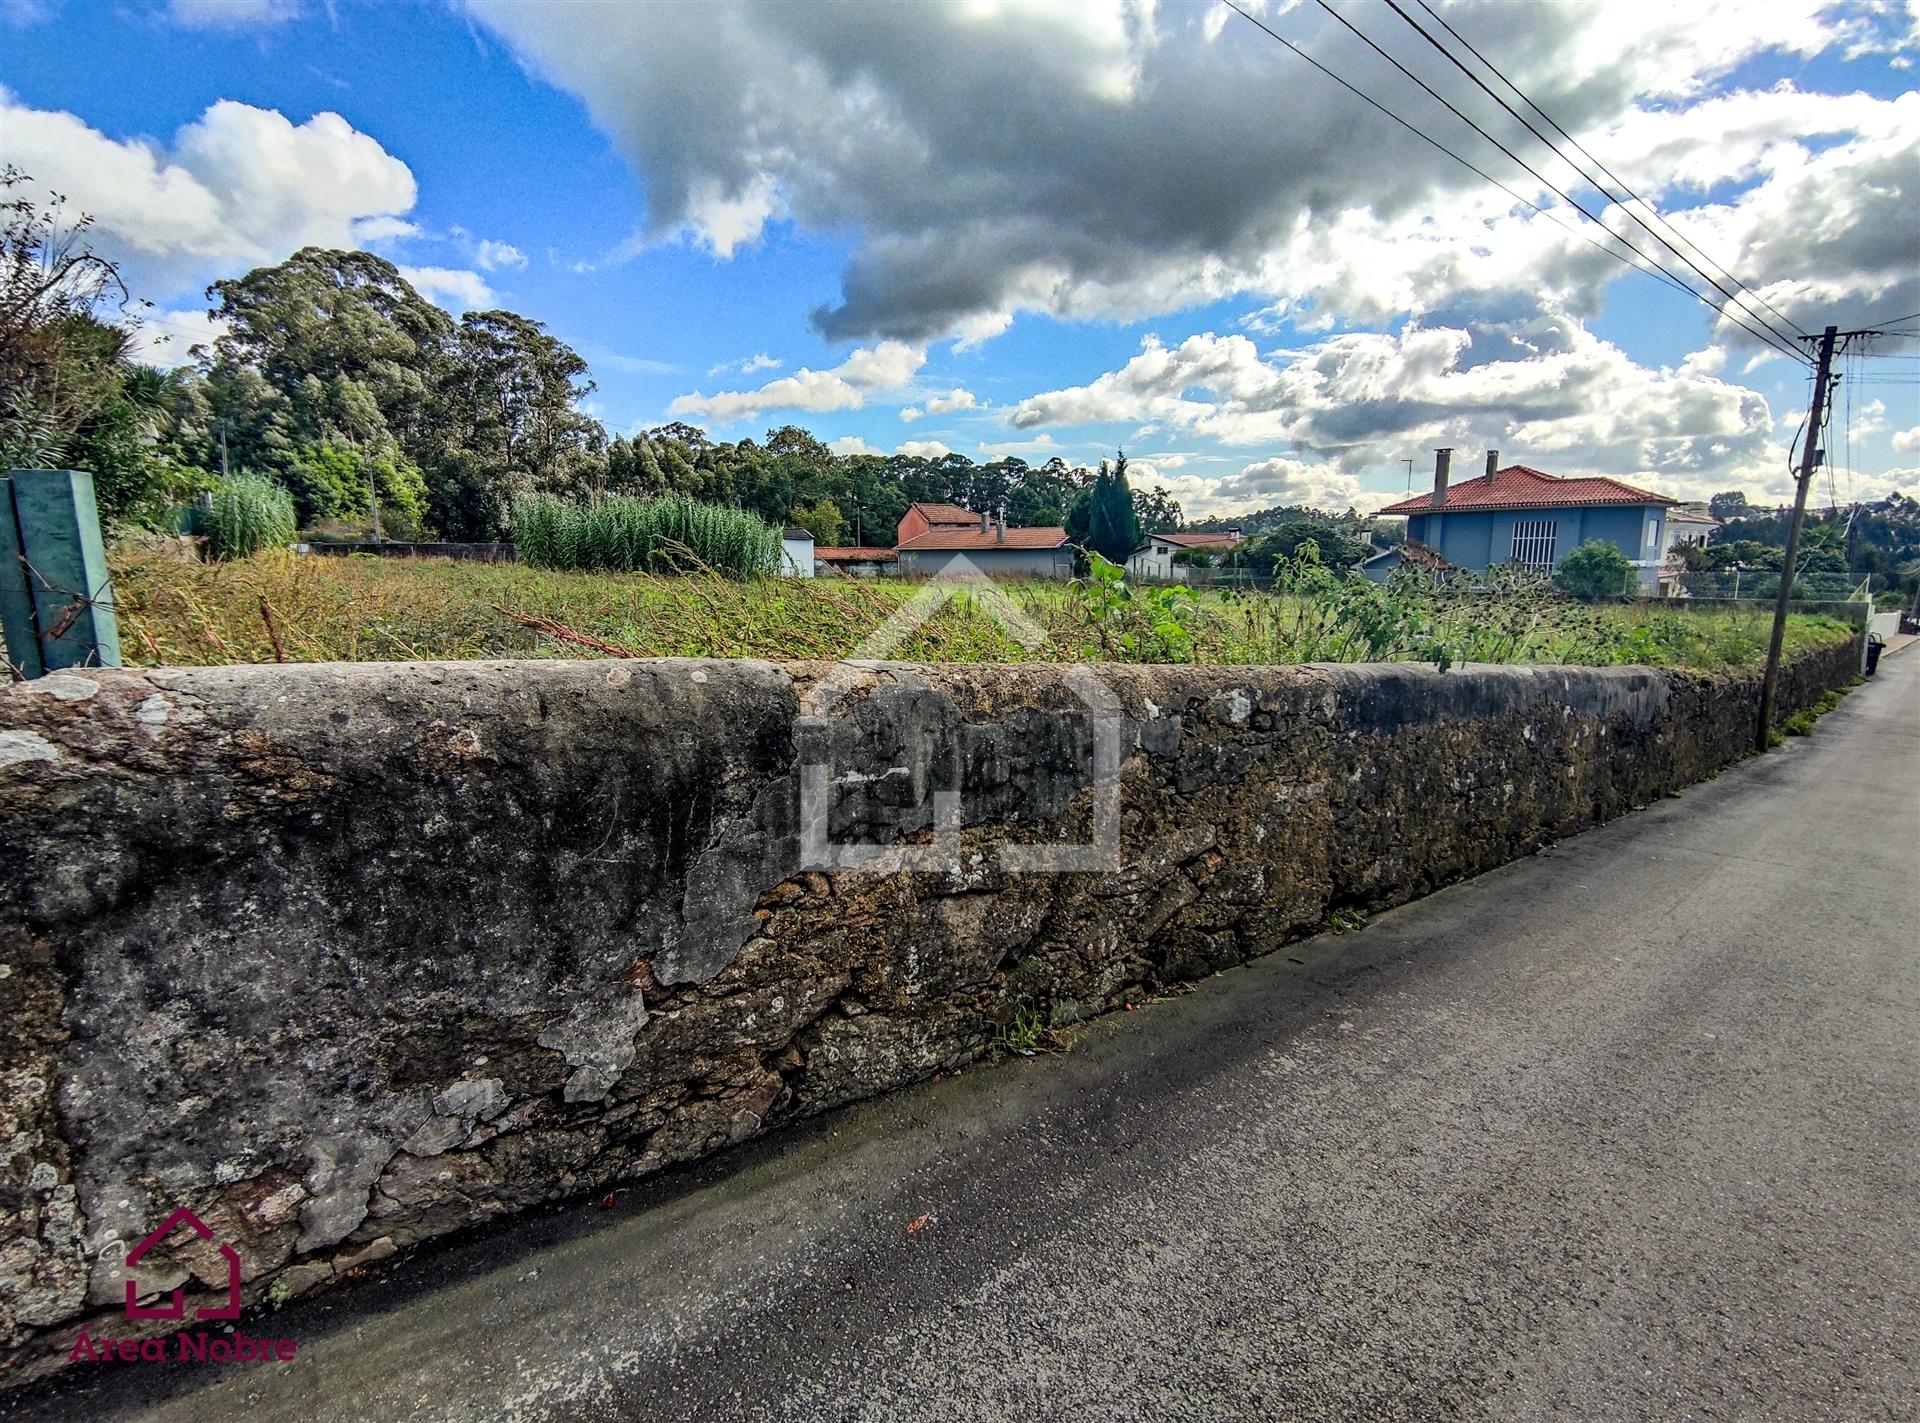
[26,173,1888,590]
[1690,490,1919,597]
[1,175,1205,562]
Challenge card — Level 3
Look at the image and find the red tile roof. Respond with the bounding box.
[905,502,978,526]
[1377,464,1677,516]
[1402,539,1453,571]
[1148,531,1244,549]
[814,545,897,562]
[1371,538,1453,571]
[896,525,1071,551]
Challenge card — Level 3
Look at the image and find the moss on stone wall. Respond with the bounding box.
[0,637,1861,1383]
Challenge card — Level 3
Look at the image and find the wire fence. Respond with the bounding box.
[1667,571,1871,603]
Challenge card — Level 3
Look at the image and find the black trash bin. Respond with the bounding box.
[1865,633,1884,677]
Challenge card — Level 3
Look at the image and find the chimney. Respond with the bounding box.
[996,505,1007,544]
[1485,449,1500,478]
[1433,448,1453,508]
[979,507,990,535]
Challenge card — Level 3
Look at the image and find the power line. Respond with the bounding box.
[1406,0,1811,344]
[1303,0,1812,365]
[1842,342,1854,508]
[1828,346,1843,513]
[1308,0,1812,364]
[1215,2,1710,308]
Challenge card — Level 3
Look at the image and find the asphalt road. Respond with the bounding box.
[16,650,1917,1423]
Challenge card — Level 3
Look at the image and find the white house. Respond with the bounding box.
[1126,529,1245,582]
[780,527,815,577]
[1665,504,1719,551]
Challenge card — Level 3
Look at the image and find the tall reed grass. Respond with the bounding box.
[515,494,781,578]
[204,475,296,561]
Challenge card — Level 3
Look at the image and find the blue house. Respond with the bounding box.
[1367,450,1680,593]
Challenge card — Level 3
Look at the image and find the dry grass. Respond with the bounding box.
[91,545,1857,672]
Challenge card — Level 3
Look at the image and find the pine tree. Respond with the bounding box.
[1078,451,1141,564]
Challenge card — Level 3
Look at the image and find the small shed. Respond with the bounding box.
[815,546,898,578]
[780,527,816,578]
[1359,538,1453,582]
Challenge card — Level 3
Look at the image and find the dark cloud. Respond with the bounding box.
[467,0,1897,345]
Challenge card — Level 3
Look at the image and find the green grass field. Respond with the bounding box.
[94,545,1856,672]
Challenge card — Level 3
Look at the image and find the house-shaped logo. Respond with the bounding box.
[124,1207,242,1322]
[796,554,1124,874]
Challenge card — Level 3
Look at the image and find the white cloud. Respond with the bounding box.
[2,0,56,26]
[1193,458,1369,517]
[351,216,422,243]
[669,340,924,422]
[399,265,494,312]
[455,0,1918,496]
[1678,346,1728,379]
[1116,458,1368,521]
[1893,426,1920,454]
[167,0,301,28]
[975,433,1060,458]
[596,350,681,375]
[0,96,417,295]
[125,307,230,368]
[473,238,528,270]
[896,439,953,460]
[902,386,978,421]
[462,0,1906,347]
[827,435,881,456]
[682,173,781,258]
[1125,449,1214,471]
[1011,317,1805,500]
[708,352,781,376]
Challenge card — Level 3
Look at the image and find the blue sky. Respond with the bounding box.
[3,0,1916,515]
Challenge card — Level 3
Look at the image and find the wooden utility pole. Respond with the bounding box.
[1755,324,1839,750]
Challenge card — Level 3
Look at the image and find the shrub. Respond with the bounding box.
[285,443,430,536]
[284,444,364,526]
[1067,551,1197,661]
[204,474,295,560]
[1553,539,1637,600]
[790,496,846,548]
[514,493,781,578]
[1243,519,1371,572]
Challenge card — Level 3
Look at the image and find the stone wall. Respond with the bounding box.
[0,639,1860,1382]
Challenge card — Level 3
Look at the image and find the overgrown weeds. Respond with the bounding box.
[97,543,1858,674]
[1782,685,1850,737]
[988,1003,1060,1059]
